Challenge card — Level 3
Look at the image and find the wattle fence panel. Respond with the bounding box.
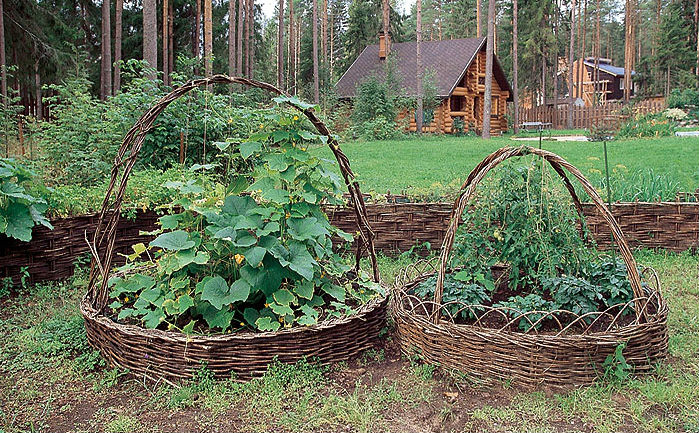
[1,202,696,286]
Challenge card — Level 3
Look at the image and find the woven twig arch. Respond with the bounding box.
[433,145,644,322]
[85,75,378,313]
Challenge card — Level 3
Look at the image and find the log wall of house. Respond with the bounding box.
[401,51,510,135]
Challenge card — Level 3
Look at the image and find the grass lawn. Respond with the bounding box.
[1,251,698,432]
[315,135,699,200]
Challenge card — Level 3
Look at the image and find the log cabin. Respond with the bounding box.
[571,57,636,106]
[335,36,513,134]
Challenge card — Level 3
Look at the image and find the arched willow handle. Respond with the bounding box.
[433,146,645,323]
[86,75,379,312]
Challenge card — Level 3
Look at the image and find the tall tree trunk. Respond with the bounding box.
[34,57,42,121]
[312,0,319,102]
[623,0,635,102]
[476,0,481,38]
[277,0,284,87]
[245,0,251,77]
[143,0,158,78]
[168,0,174,79]
[101,0,112,100]
[568,0,575,128]
[195,0,201,74]
[322,0,328,64]
[594,0,600,105]
[249,0,255,77]
[437,0,442,40]
[552,0,559,128]
[382,0,390,54]
[163,0,169,86]
[482,0,495,138]
[230,0,237,76]
[0,0,6,105]
[513,0,519,133]
[237,0,244,77]
[416,0,423,135]
[289,0,295,93]
[329,5,334,80]
[204,0,213,75]
[695,0,699,78]
[114,0,122,94]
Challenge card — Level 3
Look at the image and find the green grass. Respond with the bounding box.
[1,251,698,432]
[315,135,699,200]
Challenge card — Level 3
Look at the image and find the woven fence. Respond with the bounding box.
[1,202,697,286]
[0,211,161,285]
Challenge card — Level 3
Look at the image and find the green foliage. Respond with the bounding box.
[108,111,383,334]
[617,113,676,139]
[602,343,633,383]
[591,167,681,202]
[351,56,405,140]
[0,158,53,241]
[668,88,699,109]
[413,272,492,319]
[544,275,604,319]
[354,116,402,141]
[33,61,268,188]
[40,167,216,218]
[451,161,592,289]
[494,294,556,332]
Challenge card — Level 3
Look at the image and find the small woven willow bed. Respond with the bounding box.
[391,146,668,388]
[80,76,386,383]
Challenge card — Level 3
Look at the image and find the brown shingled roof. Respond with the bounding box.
[335,37,513,100]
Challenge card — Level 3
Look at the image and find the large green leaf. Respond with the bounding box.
[4,202,34,241]
[244,246,267,267]
[200,275,231,309]
[321,283,346,302]
[286,241,317,280]
[265,153,290,171]
[293,280,315,300]
[198,302,235,330]
[240,141,262,159]
[150,230,195,251]
[287,217,329,240]
[222,195,257,216]
[229,279,252,303]
[272,288,296,306]
[255,316,281,331]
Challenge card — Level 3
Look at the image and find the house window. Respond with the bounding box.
[619,79,624,90]
[492,96,499,115]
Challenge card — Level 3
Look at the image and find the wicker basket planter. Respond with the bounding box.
[391,146,669,388]
[80,76,386,383]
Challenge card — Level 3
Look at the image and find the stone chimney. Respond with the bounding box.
[379,33,391,59]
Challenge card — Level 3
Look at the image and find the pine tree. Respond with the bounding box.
[144,0,158,78]
[513,0,519,133]
[229,0,236,77]
[101,0,112,99]
[568,0,575,127]
[114,0,123,94]
[163,0,169,85]
[313,0,319,102]
[416,0,423,135]
[204,0,213,76]
[482,0,495,138]
[0,0,6,105]
[277,0,284,87]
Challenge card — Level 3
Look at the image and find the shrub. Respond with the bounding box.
[33,60,268,188]
[353,116,402,141]
[663,108,688,121]
[617,113,675,138]
[667,88,699,109]
[0,158,52,241]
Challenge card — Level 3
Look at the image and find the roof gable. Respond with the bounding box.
[336,38,512,100]
[583,60,636,77]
